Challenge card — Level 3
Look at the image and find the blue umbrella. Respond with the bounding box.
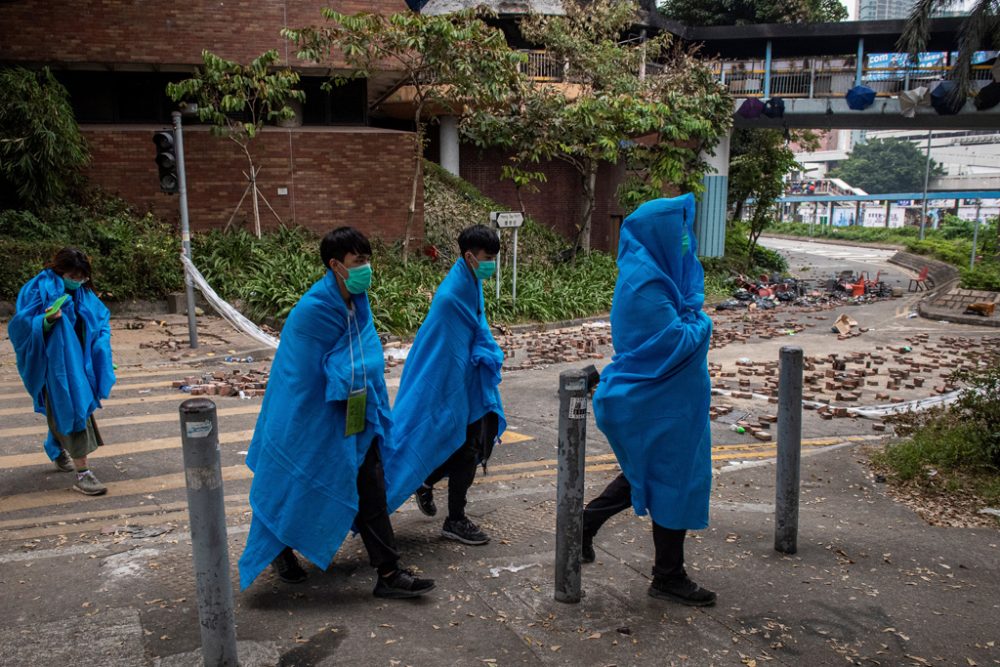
[737,97,765,119]
[845,85,876,110]
[931,81,965,115]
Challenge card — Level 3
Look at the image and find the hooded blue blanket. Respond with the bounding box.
[592,195,713,530]
[383,259,506,514]
[238,271,392,590]
[9,269,115,439]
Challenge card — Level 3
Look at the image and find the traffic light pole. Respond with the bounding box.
[172,111,199,349]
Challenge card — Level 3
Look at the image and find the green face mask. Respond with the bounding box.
[474,260,496,280]
[63,277,84,290]
[344,263,372,294]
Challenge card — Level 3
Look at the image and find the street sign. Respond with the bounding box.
[491,211,524,229]
[897,199,913,206]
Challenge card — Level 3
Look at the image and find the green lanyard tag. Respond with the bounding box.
[345,388,367,437]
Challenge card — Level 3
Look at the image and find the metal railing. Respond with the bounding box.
[517,48,994,100]
[714,58,995,99]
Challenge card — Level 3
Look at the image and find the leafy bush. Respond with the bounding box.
[0,195,183,301]
[0,68,89,210]
[960,262,1000,292]
[875,353,1000,502]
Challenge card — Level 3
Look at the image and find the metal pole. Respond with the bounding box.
[179,398,238,666]
[512,227,519,309]
[920,130,933,240]
[763,40,773,98]
[854,37,865,88]
[172,111,199,349]
[555,369,588,603]
[971,205,981,269]
[495,236,502,301]
[774,347,803,555]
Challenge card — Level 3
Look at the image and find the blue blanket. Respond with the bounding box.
[383,259,506,514]
[9,269,115,438]
[592,194,714,530]
[238,271,392,590]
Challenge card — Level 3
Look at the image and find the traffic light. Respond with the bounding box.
[152,130,178,194]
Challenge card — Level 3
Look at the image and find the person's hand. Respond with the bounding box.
[44,295,68,324]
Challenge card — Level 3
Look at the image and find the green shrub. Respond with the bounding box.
[876,353,1000,502]
[0,195,183,301]
[960,262,1000,292]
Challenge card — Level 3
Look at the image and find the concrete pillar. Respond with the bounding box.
[694,129,730,258]
[439,115,460,177]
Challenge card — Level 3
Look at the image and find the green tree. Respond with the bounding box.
[830,138,946,194]
[285,8,524,261]
[0,67,89,211]
[728,128,802,267]
[659,0,846,25]
[167,50,304,237]
[899,0,998,106]
[463,0,732,254]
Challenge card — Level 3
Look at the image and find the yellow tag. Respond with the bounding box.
[345,388,367,437]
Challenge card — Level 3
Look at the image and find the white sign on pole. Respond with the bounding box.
[491,211,524,229]
[490,211,523,307]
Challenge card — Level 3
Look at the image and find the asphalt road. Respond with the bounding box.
[0,237,997,666]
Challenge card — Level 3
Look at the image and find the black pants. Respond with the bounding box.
[424,415,496,521]
[582,473,687,579]
[355,440,400,575]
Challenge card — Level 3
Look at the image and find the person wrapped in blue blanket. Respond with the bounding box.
[237,227,435,599]
[582,195,717,607]
[9,247,115,496]
[384,225,505,546]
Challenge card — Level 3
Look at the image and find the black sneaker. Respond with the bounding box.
[441,517,490,546]
[582,532,596,564]
[415,485,437,517]
[53,449,74,473]
[373,568,436,599]
[648,575,717,607]
[271,547,308,584]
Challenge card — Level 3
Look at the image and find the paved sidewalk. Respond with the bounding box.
[2,442,997,667]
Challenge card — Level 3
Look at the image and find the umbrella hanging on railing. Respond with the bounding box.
[763,97,785,118]
[898,86,930,118]
[845,85,876,110]
[930,81,964,115]
[737,97,765,119]
[974,81,1000,110]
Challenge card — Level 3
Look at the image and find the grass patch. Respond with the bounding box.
[872,353,1000,507]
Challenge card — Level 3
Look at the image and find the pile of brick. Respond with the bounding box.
[711,334,997,424]
[173,368,269,397]
[498,323,611,371]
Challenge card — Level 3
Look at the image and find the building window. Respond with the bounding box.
[298,76,367,126]
[55,71,184,124]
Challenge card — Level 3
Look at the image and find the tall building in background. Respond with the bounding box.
[857,0,915,21]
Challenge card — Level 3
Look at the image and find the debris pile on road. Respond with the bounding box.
[710,334,997,418]
[715,271,895,315]
[498,322,610,371]
[174,368,269,398]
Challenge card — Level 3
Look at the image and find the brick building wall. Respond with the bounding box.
[458,145,626,252]
[85,126,420,239]
[0,1,409,67]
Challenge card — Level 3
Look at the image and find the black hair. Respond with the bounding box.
[320,226,372,266]
[458,225,500,255]
[45,247,93,289]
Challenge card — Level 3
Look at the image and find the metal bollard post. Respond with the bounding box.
[555,369,589,603]
[774,346,803,555]
[179,398,238,666]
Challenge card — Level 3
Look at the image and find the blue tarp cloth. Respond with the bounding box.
[9,269,115,447]
[383,258,506,514]
[238,271,392,590]
[592,194,714,530]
